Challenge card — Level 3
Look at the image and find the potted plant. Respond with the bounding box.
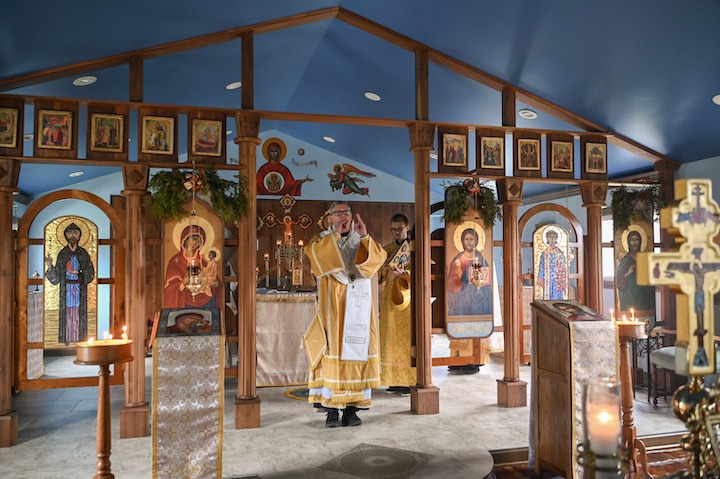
[610,185,666,232]
[443,177,502,227]
[145,168,249,224]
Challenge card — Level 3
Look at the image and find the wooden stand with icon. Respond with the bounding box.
[75,335,133,479]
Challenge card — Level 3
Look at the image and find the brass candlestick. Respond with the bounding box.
[75,339,133,479]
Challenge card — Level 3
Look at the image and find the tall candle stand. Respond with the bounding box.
[75,337,133,479]
[274,239,304,288]
[616,320,650,477]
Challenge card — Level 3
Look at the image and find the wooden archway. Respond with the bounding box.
[15,190,126,390]
[517,203,584,363]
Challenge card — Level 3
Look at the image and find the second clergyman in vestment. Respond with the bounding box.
[305,227,386,410]
[379,240,416,389]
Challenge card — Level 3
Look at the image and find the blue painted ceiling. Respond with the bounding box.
[2,0,720,198]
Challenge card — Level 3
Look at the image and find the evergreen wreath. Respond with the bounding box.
[610,185,666,232]
[443,177,502,227]
[145,168,249,223]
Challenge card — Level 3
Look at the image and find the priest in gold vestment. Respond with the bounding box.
[304,201,387,427]
[379,213,416,396]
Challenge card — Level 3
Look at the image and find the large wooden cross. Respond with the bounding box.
[637,179,720,375]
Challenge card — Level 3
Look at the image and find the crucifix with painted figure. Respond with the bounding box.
[637,179,720,376]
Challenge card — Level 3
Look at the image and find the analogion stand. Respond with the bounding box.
[75,339,133,479]
[617,321,650,477]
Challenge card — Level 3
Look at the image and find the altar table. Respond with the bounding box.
[256,291,316,386]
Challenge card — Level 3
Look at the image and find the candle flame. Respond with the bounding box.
[597,410,613,424]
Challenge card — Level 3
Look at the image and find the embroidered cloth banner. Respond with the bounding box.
[152,335,224,479]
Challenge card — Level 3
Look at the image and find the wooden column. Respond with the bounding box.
[496,178,527,407]
[119,164,150,438]
[408,123,439,414]
[129,56,143,103]
[654,160,678,332]
[241,32,254,110]
[234,110,261,428]
[0,159,19,447]
[579,182,608,312]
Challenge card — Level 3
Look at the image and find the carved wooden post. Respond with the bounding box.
[234,110,261,428]
[496,178,527,407]
[580,182,608,312]
[119,164,150,438]
[654,160,678,333]
[407,123,439,414]
[0,159,19,447]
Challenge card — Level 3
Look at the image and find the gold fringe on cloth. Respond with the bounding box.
[152,335,224,479]
[257,292,316,303]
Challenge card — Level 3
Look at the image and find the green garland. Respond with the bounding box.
[610,185,666,232]
[443,178,502,227]
[145,168,249,223]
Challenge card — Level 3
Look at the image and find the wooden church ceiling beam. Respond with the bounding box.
[338,9,675,166]
[0,6,676,167]
[0,8,339,92]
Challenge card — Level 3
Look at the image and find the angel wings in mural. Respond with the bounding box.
[327,163,375,196]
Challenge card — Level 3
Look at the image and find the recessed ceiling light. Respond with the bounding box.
[323,136,336,143]
[518,109,538,119]
[430,152,438,160]
[73,75,97,87]
[713,94,720,106]
[23,133,33,141]
[364,91,381,102]
[225,81,242,90]
[69,171,84,178]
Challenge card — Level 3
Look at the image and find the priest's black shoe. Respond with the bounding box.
[341,407,362,426]
[325,408,340,428]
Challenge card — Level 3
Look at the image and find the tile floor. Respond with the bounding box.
[1,352,684,478]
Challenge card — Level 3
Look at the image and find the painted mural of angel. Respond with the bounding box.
[327,163,375,196]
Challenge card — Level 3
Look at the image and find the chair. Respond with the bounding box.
[649,332,720,406]
[647,324,676,406]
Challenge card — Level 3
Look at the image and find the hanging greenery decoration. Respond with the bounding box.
[443,177,502,227]
[145,168,249,223]
[610,185,666,232]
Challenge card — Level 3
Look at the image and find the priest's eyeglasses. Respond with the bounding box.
[332,209,352,216]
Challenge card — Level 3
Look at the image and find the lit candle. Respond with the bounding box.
[264,252,270,288]
[121,325,128,342]
[630,308,635,321]
[609,308,614,322]
[584,377,621,478]
[587,404,621,454]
